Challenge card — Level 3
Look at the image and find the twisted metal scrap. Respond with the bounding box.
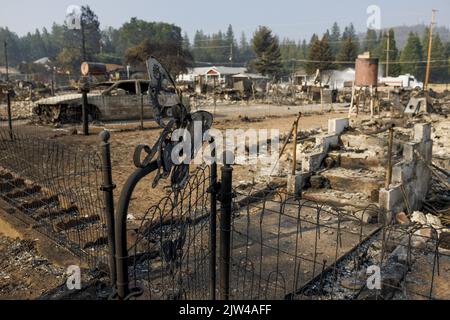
[133,57,213,191]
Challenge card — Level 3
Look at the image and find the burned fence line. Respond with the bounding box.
[0,126,112,269]
[0,124,446,300]
[108,152,449,300]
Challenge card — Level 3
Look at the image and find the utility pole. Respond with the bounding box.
[4,41,13,139]
[424,9,437,91]
[385,32,390,77]
[229,43,233,67]
[385,32,392,100]
[81,18,87,62]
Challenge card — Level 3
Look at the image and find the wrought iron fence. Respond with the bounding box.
[111,162,216,300]
[227,187,382,300]
[110,160,449,301]
[368,224,450,300]
[0,126,110,269]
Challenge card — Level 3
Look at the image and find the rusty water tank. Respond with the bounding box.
[355,54,378,87]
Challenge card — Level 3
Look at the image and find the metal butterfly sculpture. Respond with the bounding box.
[133,57,213,191]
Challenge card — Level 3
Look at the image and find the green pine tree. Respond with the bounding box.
[329,23,341,57]
[378,29,401,76]
[400,32,422,77]
[363,29,379,54]
[306,33,334,74]
[251,26,282,78]
[336,24,360,69]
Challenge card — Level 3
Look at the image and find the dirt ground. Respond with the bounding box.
[0,235,66,299]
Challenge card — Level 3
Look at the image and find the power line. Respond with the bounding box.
[194,58,449,66]
[280,58,449,65]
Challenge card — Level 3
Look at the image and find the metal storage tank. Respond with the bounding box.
[355,53,378,87]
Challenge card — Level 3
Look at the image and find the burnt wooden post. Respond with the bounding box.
[291,113,301,176]
[99,130,117,286]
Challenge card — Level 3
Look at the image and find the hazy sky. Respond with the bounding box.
[1,0,449,41]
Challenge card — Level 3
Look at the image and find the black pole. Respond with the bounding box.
[209,142,218,300]
[82,90,89,135]
[80,77,89,136]
[219,160,233,300]
[6,92,12,139]
[140,94,144,130]
[99,130,117,286]
[51,67,56,96]
[81,19,87,62]
[4,41,12,140]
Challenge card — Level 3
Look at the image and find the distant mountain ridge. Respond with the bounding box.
[358,24,450,49]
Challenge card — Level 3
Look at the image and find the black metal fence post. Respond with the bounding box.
[219,161,233,300]
[209,142,218,300]
[99,130,117,286]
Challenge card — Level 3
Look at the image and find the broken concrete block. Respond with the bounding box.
[421,140,433,164]
[392,161,414,185]
[328,118,349,135]
[379,185,404,214]
[414,123,432,142]
[301,151,326,173]
[403,142,420,162]
[287,173,303,196]
[315,134,339,153]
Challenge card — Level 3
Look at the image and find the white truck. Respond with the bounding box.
[379,74,423,90]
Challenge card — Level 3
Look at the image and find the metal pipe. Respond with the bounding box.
[209,146,218,300]
[140,95,144,130]
[115,161,159,299]
[219,162,233,300]
[99,130,117,286]
[385,128,394,189]
[291,113,301,176]
[81,89,89,135]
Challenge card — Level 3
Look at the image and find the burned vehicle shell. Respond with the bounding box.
[33,80,185,124]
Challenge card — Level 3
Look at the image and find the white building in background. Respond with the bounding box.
[178,66,247,84]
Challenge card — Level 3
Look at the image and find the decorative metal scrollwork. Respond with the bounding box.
[133,56,213,191]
